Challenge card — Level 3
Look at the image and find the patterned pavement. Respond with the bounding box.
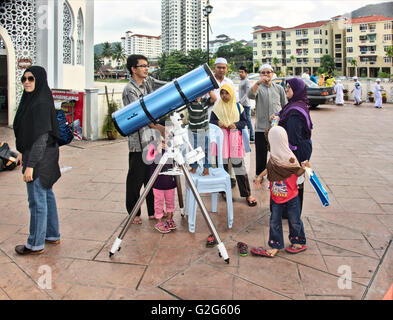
[0,101,392,300]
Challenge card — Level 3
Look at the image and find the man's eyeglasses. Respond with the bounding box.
[21,76,35,83]
[260,71,272,75]
[135,64,149,68]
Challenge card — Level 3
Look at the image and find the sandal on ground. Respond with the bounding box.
[132,217,142,224]
[155,222,171,234]
[285,244,307,254]
[206,234,217,248]
[237,242,248,256]
[246,197,257,207]
[166,218,177,230]
[250,247,278,258]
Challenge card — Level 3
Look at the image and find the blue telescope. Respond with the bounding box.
[112,63,219,136]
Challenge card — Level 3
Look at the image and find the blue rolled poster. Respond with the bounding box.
[305,168,330,207]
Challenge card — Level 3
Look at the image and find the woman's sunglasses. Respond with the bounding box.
[21,76,35,83]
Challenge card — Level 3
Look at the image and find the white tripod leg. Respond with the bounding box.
[109,238,122,257]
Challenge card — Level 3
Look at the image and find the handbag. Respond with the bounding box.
[236,102,251,153]
[56,109,74,146]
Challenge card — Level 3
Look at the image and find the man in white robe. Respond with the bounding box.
[374,79,383,108]
[352,76,362,105]
[334,80,344,105]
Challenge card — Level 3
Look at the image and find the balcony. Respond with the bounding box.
[335,48,342,53]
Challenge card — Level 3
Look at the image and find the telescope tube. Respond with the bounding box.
[112,63,219,137]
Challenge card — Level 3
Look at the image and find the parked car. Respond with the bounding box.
[272,77,336,108]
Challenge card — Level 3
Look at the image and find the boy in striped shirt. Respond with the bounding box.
[188,91,217,176]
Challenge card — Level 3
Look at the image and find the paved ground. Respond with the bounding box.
[0,101,392,300]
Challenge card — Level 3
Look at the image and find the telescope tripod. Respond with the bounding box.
[109,114,230,264]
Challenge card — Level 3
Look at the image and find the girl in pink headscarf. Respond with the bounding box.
[252,126,310,257]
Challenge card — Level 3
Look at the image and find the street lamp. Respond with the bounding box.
[203,1,213,65]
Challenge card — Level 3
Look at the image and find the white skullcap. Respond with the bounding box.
[353,76,358,80]
[214,57,228,65]
[259,64,274,72]
[376,78,381,82]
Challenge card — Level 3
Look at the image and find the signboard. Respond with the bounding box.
[17,58,32,69]
[51,89,84,140]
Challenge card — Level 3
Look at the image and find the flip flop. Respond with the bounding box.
[132,217,142,225]
[285,245,307,254]
[250,247,276,258]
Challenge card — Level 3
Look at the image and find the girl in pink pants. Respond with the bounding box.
[150,148,177,233]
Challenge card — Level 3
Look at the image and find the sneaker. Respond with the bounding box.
[206,234,217,247]
[237,242,248,256]
[15,245,45,255]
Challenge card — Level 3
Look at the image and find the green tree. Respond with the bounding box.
[272,57,279,70]
[215,41,253,70]
[101,42,113,58]
[350,58,357,77]
[94,53,102,72]
[320,54,335,74]
[112,43,126,69]
[157,49,207,81]
[385,45,393,74]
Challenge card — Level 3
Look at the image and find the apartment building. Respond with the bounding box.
[121,31,162,60]
[161,0,207,53]
[253,15,393,77]
[344,15,392,78]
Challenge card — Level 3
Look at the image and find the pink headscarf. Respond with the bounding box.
[267,126,301,181]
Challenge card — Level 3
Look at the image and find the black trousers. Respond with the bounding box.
[126,152,154,217]
[255,131,268,176]
[223,158,251,198]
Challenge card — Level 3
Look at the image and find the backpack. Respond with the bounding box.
[56,109,74,146]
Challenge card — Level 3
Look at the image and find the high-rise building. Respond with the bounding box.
[121,31,162,60]
[252,15,393,77]
[161,0,207,53]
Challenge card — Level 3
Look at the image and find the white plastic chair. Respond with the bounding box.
[185,124,233,232]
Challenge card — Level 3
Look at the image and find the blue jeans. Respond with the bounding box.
[243,106,254,141]
[190,131,211,169]
[268,196,306,249]
[25,178,60,251]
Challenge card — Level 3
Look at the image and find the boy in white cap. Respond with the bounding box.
[248,64,287,180]
[374,78,383,108]
[351,76,362,105]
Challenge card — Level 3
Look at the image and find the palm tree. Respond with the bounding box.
[112,43,126,69]
[272,57,279,70]
[385,45,393,73]
[101,42,113,58]
[350,58,357,77]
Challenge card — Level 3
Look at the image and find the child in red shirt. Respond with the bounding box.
[253,126,310,257]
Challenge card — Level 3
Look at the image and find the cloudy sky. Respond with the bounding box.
[94,0,392,44]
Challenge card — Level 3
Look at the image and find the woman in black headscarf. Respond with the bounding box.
[278,78,313,217]
[13,66,61,255]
